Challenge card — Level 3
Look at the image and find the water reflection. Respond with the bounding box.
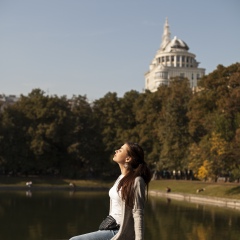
[26,190,32,197]
[146,196,240,240]
[0,191,240,240]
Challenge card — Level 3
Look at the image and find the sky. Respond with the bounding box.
[0,0,239,101]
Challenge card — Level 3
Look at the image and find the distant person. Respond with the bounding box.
[166,187,171,193]
[69,142,152,240]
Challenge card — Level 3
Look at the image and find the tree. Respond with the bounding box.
[133,90,163,169]
[157,78,192,170]
[188,63,240,143]
[67,95,104,178]
[92,92,123,177]
[229,128,240,182]
[0,89,74,176]
[0,104,32,175]
[208,132,230,181]
[187,63,240,181]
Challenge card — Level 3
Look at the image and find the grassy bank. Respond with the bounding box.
[150,179,240,200]
[0,176,240,200]
[0,176,112,189]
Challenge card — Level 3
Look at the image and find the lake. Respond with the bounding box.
[0,190,240,240]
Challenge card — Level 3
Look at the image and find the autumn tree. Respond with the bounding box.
[187,63,240,181]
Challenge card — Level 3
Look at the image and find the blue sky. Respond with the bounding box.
[0,0,239,101]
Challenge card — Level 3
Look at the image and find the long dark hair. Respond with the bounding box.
[117,142,152,208]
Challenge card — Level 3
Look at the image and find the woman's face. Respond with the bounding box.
[113,143,129,164]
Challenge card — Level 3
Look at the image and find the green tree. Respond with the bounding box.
[67,95,104,178]
[133,90,163,169]
[157,78,192,170]
[0,104,32,175]
[0,89,74,176]
[92,92,121,151]
[92,92,123,177]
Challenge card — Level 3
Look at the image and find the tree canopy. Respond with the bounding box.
[0,63,239,181]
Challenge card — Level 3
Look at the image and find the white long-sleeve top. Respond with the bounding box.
[109,174,124,224]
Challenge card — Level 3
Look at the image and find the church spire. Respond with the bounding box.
[160,17,171,50]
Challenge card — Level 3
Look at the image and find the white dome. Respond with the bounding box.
[163,36,189,52]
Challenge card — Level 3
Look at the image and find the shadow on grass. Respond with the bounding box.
[226,186,240,195]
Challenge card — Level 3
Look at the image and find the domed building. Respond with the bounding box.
[145,18,205,92]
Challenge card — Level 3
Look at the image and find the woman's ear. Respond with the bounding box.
[125,157,132,162]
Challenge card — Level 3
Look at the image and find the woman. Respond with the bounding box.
[69,142,152,240]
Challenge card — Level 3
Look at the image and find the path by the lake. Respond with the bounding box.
[150,190,240,210]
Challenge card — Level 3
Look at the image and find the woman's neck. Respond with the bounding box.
[119,164,129,176]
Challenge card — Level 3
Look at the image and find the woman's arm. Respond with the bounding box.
[132,177,146,240]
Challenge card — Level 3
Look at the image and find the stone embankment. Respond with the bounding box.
[149,190,240,210]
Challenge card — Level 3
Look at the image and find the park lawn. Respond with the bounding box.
[0,176,112,189]
[150,179,240,200]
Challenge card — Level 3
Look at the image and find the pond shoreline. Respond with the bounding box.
[0,185,109,191]
[149,190,240,210]
[1,184,240,210]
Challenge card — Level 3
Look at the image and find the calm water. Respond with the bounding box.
[0,190,240,240]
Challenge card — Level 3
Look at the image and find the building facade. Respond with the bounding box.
[0,94,19,112]
[145,18,205,92]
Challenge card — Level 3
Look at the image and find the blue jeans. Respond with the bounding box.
[69,229,119,240]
